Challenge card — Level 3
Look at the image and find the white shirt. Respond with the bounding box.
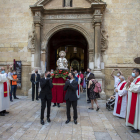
[87,73,90,78]
[70,79,74,83]
[114,76,119,88]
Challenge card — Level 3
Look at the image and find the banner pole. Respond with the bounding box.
[86,76,87,102]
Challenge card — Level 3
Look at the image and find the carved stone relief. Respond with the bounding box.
[101,29,108,52]
[94,9,101,15]
[27,25,35,54]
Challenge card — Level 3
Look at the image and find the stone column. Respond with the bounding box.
[33,11,42,68]
[34,23,41,67]
[93,10,102,70]
[93,10,106,99]
[89,49,94,70]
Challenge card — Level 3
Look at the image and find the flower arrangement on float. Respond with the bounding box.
[51,70,69,80]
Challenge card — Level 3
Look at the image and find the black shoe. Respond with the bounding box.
[36,99,39,101]
[10,100,13,102]
[32,99,34,101]
[87,101,91,103]
[88,108,94,110]
[0,112,5,116]
[74,120,77,124]
[53,103,56,107]
[3,111,9,114]
[131,129,139,133]
[96,107,100,111]
[40,120,44,125]
[65,120,71,124]
[14,97,19,99]
[57,104,60,108]
[47,118,51,123]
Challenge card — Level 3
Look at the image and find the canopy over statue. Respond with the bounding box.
[57,51,68,70]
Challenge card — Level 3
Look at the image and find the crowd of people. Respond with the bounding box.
[107,68,140,133]
[0,65,19,116]
[30,67,140,132]
[0,66,140,133]
[30,68,101,125]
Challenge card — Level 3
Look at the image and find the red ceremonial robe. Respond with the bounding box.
[116,82,127,114]
[128,78,140,125]
[51,78,66,103]
[3,82,8,97]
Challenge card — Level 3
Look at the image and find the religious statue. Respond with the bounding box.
[57,51,68,70]
[65,0,71,7]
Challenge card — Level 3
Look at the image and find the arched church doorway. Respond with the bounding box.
[46,29,88,72]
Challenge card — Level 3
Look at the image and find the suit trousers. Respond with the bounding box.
[32,85,38,100]
[66,100,77,120]
[87,82,90,100]
[10,85,17,100]
[41,97,51,120]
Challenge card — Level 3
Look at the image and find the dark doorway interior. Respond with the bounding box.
[47,29,88,72]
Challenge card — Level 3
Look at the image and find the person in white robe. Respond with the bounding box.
[0,67,10,116]
[113,76,127,118]
[124,68,140,133]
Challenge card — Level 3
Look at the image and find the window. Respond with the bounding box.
[63,0,72,7]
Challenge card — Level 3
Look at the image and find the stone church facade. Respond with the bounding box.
[0,0,140,98]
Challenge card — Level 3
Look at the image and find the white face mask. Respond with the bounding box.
[117,73,120,77]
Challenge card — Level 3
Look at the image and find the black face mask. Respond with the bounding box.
[87,71,89,74]
[67,76,71,80]
[47,74,51,78]
[36,71,38,74]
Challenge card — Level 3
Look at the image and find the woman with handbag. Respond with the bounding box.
[88,74,100,111]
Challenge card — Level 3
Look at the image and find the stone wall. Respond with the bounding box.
[102,0,140,97]
[0,0,140,97]
[0,0,37,95]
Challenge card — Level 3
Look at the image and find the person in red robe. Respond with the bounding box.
[124,68,140,133]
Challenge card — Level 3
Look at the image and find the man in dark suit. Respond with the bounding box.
[30,69,40,101]
[64,72,78,124]
[39,71,53,125]
[86,68,94,103]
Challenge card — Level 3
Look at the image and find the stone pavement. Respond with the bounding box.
[0,93,140,140]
